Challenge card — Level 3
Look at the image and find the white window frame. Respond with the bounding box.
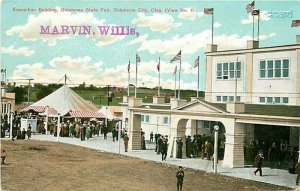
[259,58,290,79]
[216,61,242,80]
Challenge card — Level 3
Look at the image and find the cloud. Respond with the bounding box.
[132,13,182,33]
[1,46,35,56]
[49,56,103,74]
[214,22,221,28]
[241,11,270,24]
[6,9,125,46]
[129,30,211,55]
[129,30,276,55]
[178,9,204,20]
[11,56,104,85]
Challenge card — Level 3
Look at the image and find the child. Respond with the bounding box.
[1,149,7,164]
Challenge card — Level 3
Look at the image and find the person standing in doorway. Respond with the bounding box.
[295,161,300,186]
[27,124,32,140]
[150,132,154,143]
[123,133,129,152]
[176,166,184,191]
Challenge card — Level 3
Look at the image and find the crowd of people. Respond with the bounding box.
[150,132,226,161]
[245,139,299,171]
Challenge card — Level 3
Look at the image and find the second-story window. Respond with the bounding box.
[217,62,241,80]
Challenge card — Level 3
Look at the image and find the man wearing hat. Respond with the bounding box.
[254,151,264,176]
[176,166,184,191]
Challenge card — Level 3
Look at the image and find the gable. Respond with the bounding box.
[178,103,218,113]
[176,101,225,113]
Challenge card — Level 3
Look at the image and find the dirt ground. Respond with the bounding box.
[0,140,292,191]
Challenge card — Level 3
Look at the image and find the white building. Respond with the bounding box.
[205,36,300,105]
[116,36,300,168]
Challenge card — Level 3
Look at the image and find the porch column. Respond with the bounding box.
[190,120,197,136]
[169,117,188,159]
[223,120,245,168]
[128,111,141,150]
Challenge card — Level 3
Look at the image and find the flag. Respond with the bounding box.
[128,61,130,72]
[204,8,213,15]
[251,9,260,16]
[246,1,255,13]
[170,50,181,63]
[136,54,141,63]
[157,58,160,72]
[173,66,177,76]
[291,20,300,27]
[194,56,200,68]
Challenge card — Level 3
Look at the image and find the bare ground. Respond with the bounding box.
[0,140,291,191]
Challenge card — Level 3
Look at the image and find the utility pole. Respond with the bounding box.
[6,78,34,104]
[27,79,33,104]
[107,86,109,107]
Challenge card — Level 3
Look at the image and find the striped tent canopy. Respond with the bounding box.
[22,85,102,117]
[21,106,58,116]
[67,111,105,118]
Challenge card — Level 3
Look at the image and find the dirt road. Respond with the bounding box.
[1,140,291,191]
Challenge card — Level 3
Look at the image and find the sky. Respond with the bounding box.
[1,0,300,91]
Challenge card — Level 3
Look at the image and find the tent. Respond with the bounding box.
[22,85,104,118]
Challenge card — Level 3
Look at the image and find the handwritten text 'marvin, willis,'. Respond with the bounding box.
[40,25,139,36]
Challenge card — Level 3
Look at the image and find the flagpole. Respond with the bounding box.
[178,54,182,100]
[197,56,199,98]
[128,61,130,97]
[135,55,137,98]
[257,11,260,41]
[212,11,214,44]
[158,57,160,97]
[174,70,177,99]
[252,15,255,41]
[235,57,238,102]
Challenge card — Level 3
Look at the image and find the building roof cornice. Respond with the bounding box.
[206,44,300,56]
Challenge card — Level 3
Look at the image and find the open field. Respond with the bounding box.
[1,140,291,191]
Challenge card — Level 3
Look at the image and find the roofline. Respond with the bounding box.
[129,107,300,126]
[119,102,171,107]
[172,99,228,113]
[206,44,300,56]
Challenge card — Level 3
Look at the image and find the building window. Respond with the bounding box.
[282,59,289,77]
[274,97,280,103]
[260,59,290,78]
[275,60,281,77]
[163,117,170,124]
[282,97,289,104]
[236,96,241,102]
[141,115,150,123]
[217,63,222,79]
[223,63,228,79]
[259,61,266,78]
[267,60,274,78]
[216,96,221,102]
[259,97,265,103]
[229,96,234,101]
[222,96,227,102]
[145,115,150,123]
[229,62,234,78]
[141,115,145,122]
[267,97,273,103]
[236,62,241,78]
[217,62,241,80]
